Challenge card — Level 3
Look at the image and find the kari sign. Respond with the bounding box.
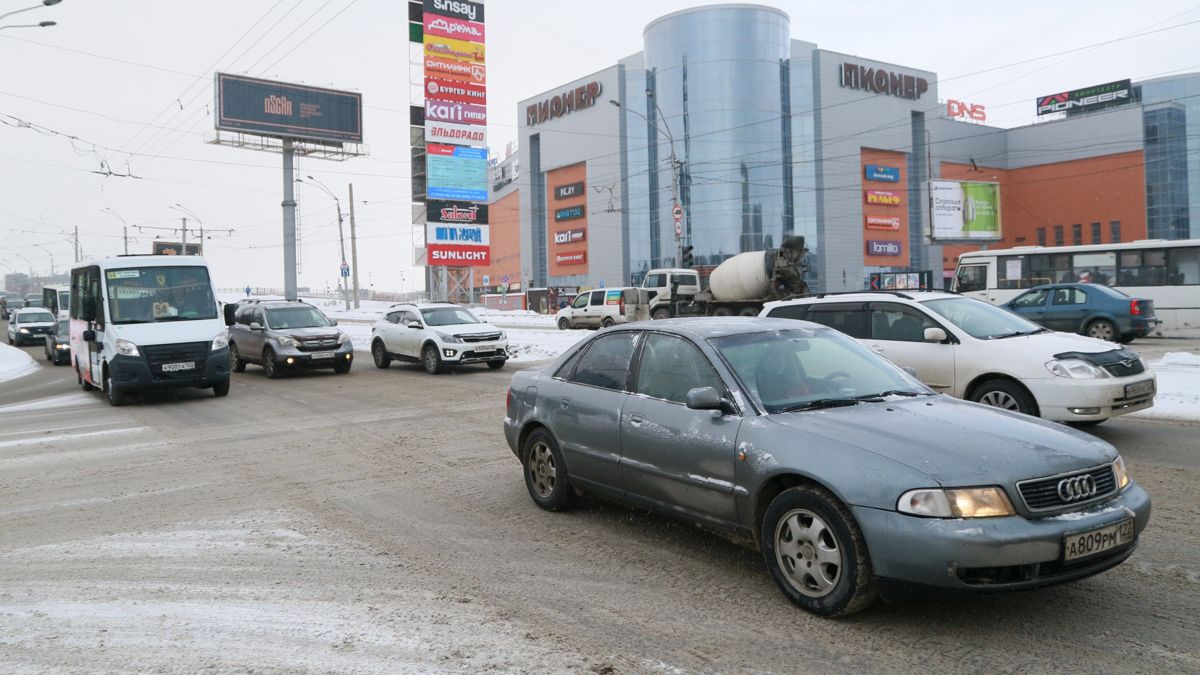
[425,99,486,125]
[555,251,587,266]
[929,180,1002,240]
[426,223,490,245]
[426,143,488,201]
[427,199,487,224]
[865,215,901,230]
[425,119,487,146]
[866,240,902,256]
[424,35,486,63]
[425,77,486,105]
[428,244,490,266]
[423,14,485,43]
[553,228,586,245]
[864,165,899,182]
[865,190,902,206]
[425,57,487,85]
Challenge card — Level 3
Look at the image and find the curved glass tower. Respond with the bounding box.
[629,5,793,273]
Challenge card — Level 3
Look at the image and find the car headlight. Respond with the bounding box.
[277,335,299,348]
[115,338,140,357]
[898,487,1015,518]
[337,331,350,345]
[211,332,228,351]
[18,327,29,334]
[437,332,463,344]
[1112,455,1130,490]
[56,343,70,350]
[1045,358,1109,379]
[498,330,507,341]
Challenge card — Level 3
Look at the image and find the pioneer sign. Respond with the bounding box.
[839,62,929,101]
[526,81,603,126]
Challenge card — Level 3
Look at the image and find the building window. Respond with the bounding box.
[1111,220,1121,243]
[1071,224,1082,245]
[1054,225,1064,246]
[1036,227,1046,246]
[1091,222,1101,244]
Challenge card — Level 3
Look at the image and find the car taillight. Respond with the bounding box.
[619,296,625,316]
[506,387,513,409]
[1130,299,1141,316]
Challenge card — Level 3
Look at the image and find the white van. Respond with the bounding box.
[555,287,650,330]
[70,255,232,406]
[42,284,70,319]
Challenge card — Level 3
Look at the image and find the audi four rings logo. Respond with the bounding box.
[1057,475,1098,502]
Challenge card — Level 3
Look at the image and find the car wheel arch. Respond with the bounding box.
[517,421,555,461]
[752,472,856,552]
[964,374,1040,416]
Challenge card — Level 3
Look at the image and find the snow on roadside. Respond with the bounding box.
[0,343,38,383]
[1130,352,1200,422]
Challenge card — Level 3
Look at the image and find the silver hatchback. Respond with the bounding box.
[503,318,1151,616]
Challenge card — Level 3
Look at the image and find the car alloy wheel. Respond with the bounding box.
[774,508,842,598]
[372,340,391,368]
[229,343,246,372]
[971,379,1037,416]
[558,317,571,330]
[263,348,281,379]
[422,344,444,375]
[521,429,575,511]
[979,390,1020,410]
[527,441,557,499]
[1087,319,1117,342]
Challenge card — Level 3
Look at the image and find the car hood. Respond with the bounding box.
[277,326,341,339]
[768,396,1116,487]
[435,322,501,336]
[994,330,1117,354]
[16,321,57,329]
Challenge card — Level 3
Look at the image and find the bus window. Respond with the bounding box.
[1072,252,1116,285]
[1168,248,1200,285]
[955,265,987,293]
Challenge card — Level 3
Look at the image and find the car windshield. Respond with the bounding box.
[922,297,1044,339]
[421,307,479,326]
[55,319,69,336]
[710,328,929,414]
[19,310,55,323]
[266,306,331,329]
[106,266,218,325]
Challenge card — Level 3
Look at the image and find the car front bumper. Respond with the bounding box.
[1026,374,1156,422]
[272,343,355,370]
[109,348,231,391]
[853,483,1150,594]
[439,341,508,364]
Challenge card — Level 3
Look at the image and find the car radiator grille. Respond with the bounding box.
[459,332,501,343]
[1102,359,1145,378]
[1018,465,1117,512]
[297,336,339,351]
[143,342,208,377]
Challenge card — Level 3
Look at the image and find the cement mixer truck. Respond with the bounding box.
[643,236,810,319]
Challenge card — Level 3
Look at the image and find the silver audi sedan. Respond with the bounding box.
[503,318,1151,616]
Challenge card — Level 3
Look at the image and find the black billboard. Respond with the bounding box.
[427,199,488,224]
[215,73,363,144]
[153,241,201,256]
[1036,79,1132,116]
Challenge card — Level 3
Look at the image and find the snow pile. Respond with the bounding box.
[1130,351,1200,422]
[0,343,37,383]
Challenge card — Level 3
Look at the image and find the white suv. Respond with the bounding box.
[370,302,508,374]
[762,291,1155,426]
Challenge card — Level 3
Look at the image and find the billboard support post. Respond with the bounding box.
[349,183,360,309]
[282,139,298,301]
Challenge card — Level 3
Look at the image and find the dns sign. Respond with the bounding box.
[947,99,986,123]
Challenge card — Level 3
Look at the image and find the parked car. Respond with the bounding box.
[1004,283,1159,343]
[7,307,57,346]
[504,318,1150,616]
[555,287,650,330]
[761,291,1154,426]
[44,319,70,365]
[370,302,507,374]
[225,300,353,378]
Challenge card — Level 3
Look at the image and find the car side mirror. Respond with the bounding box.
[685,386,736,415]
[330,319,338,326]
[223,304,237,326]
[902,366,918,378]
[406,321,423,329]
[83,329,96,342]
[249,322,263,331]
[923,327,947,343]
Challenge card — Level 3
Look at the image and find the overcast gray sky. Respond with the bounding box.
[1,0,1197,293]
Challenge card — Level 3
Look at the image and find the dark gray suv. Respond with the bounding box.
[504,318,1150,616]
[225,300,353,378]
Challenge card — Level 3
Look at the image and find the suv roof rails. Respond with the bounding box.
[782,290,914,301]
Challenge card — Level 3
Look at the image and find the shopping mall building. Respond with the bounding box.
[477,3,1197,293]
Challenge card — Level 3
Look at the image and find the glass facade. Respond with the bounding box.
[1142,105,1191,240]
[1140,75,1200,238]
[626,6,795,277]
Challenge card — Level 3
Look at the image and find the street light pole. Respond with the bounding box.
[101,207,129,255]
[300,176,351,310]
[611,97,683,267]
[170,204,204,255]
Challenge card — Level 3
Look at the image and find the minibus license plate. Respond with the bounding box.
[161,361,195,372]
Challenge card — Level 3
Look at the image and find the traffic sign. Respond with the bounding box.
[482,274,490,286]
[674,221,683,236]
[501,274,510,284]
[340,262,350,278]
[672,204,684,221]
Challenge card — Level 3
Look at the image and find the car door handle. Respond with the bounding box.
[871,345,885,353]
[628,413,644,425]
[559,397,570,409]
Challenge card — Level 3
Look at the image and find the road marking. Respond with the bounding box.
[0,426,147,449]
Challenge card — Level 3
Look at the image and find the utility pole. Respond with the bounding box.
[348,183,360,309]
[181,217,188,253]
[74,226,79,263]
[124,227,128,255]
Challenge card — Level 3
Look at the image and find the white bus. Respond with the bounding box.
[952,239,1200,335]
[42,284,70,319]
[70,255,232,406]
